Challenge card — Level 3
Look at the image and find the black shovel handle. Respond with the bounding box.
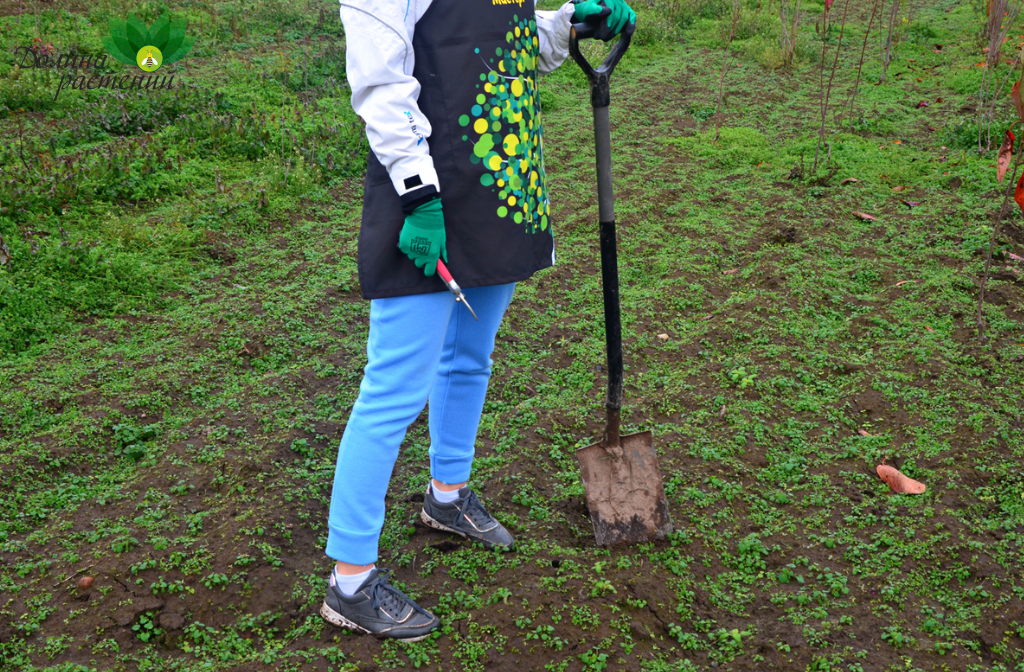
[568,24,632,109]
[569,24,631,449]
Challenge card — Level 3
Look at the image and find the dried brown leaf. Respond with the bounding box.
[1013,80,1024,121]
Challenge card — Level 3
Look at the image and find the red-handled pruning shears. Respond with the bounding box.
[436,259,478,321]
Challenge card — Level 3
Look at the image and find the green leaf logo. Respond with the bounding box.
[101,12,195,71]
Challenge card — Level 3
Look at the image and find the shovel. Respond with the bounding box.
[569,23,673,546]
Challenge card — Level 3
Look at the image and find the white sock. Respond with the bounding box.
[332,567,373,596]
[430,481,462,504]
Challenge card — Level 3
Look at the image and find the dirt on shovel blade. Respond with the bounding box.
[577,430,673,545]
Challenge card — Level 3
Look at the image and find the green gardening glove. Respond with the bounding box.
[398,197,447,277]
[572,0,636,41]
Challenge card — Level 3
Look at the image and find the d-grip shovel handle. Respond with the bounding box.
[568,23,632,109]
[569,23,631,453]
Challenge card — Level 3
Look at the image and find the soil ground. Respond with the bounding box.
[2,0,1024,671]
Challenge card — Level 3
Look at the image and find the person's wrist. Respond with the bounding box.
[400,185,440,215]
[409,197,444,230]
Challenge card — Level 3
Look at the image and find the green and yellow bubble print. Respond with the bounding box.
[457,15,549,233]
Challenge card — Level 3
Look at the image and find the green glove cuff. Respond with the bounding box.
[409,198,444,229]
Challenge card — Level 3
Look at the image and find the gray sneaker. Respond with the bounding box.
[420,486,515,551]
[320,568,439,641]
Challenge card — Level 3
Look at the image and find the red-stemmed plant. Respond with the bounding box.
[980,66,1024,339]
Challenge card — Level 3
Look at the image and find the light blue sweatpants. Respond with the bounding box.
[325,282,516,565]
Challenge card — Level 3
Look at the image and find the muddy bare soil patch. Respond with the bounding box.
[4,1,1024,671]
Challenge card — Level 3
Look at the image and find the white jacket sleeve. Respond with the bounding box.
[536,3,575,74]
[338,0,573,199]
[338,0,438,199]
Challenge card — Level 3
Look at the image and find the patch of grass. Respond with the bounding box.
[3,0,1024,671]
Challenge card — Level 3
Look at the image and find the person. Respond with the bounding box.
[321,0,636,641]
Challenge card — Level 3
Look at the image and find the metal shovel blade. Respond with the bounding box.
[577,431,673,546]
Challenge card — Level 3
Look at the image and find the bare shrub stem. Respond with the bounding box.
[979,56,1024,340]
[714,0,742,142]
[779,0,803,67]
[984,49,1023,144]
[978,144,1019,340]
[844,0,880,129]
[814,0,849,173]
[976,0,1024,153]
[879,0,899,84]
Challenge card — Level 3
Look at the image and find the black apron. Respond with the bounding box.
[357,0,554,299]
